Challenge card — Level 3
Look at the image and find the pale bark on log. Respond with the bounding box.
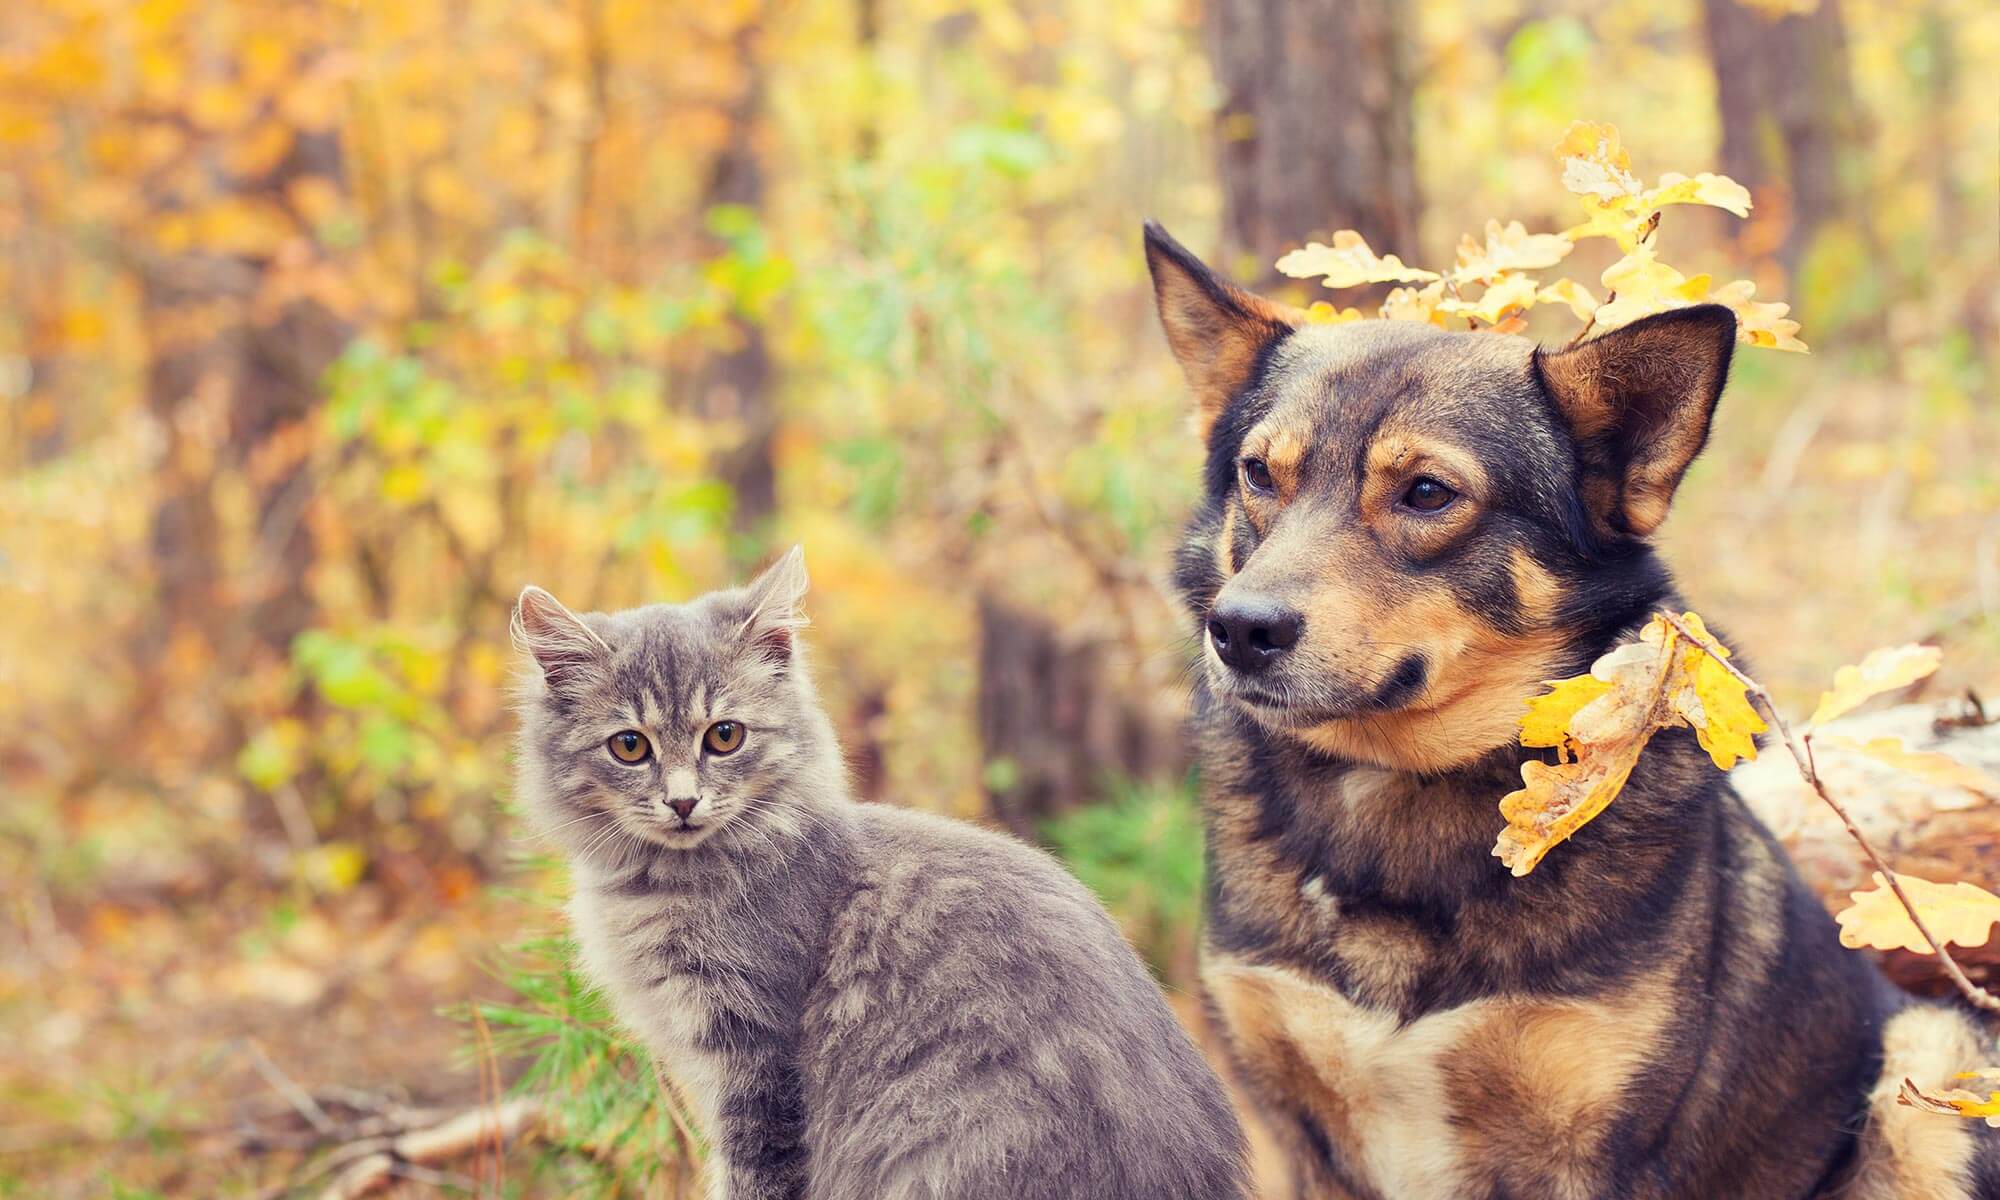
[1734,695,2000,998]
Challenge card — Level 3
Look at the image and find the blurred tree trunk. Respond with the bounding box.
[976,595,1185,838]
[140,75,352,758]
[1700,0,1861,277]
[1203,0,1420,283]
[698,23,778,536]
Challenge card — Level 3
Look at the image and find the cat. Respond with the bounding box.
[511,547,1249,1200]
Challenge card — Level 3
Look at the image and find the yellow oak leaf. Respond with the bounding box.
[1496,623,1676,875]
[1563,194,1650,250]
[1808,643,1943,726]
[1555,121,1641,201]
[1537,278,1598,321]
[1275,230,1439,290]
[1835,873,2000,953]
[1449,219,1573,286]
[1593,241,1715,331]
[1662,612,1765,771]
[1303,301,1365,325]
[1818,736,1998,800]
[1436,273,1540,325]
[1519,673,1614,754]
[1556,128,1753,251]
[1496,611,1761,875]
[1379,280,1448,326]
[1643,171,1753,219]
[1710,279,1808,353]
[1495,749,1644,878]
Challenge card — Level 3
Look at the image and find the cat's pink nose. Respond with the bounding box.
[666,797,698,820]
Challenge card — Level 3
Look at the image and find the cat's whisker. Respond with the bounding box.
[522,807,613,843]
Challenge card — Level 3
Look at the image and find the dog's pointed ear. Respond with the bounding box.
[514,585,610,689]
[1536,304,1737,538]
[740,545,808,669]
[1144,221,1301,442]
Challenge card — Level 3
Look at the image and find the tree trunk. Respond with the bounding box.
[138,66,353,756]
[697,23,778,535]
[975,595,1185,838]
[1700,0,1862,277]
[1203,0,1420,282]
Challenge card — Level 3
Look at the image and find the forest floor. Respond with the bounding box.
[0,875,1300,1198]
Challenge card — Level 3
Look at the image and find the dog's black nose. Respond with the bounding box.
[666,797,698,820]
[1207,601,1302,673]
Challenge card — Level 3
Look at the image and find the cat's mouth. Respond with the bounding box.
[633,817,719,848]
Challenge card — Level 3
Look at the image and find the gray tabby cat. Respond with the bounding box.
[512,547,1248,1200]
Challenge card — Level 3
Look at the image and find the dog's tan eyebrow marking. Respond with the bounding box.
[1263,427,1310,500]
[1366,432,1488,495]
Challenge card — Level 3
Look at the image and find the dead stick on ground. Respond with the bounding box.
[318,1097,542,1200]
[246,1040,337,1136]
[1657,610,2000,1015]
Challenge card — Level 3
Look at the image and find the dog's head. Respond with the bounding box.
[1146,222,1735,773]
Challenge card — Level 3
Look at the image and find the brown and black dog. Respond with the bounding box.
[1143,221,1998,1199]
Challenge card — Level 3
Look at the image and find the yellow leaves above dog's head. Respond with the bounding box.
[1148,225,1747,772]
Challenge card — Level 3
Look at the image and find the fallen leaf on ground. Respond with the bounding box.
[1817,735,1997,802]
[1809,644,1942,726]
[1834,872,2000,953]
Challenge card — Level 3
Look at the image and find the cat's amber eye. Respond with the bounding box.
[607,730,652,763]
[703,720,745,755]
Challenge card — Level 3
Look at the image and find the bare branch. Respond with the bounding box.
[246,1041,336,1136]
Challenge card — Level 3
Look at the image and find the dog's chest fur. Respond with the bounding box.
[1192,716,1794,1199]
[1203,948,1671,1200]
[1197,759,1677,1200]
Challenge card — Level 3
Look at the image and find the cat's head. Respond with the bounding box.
[511,547,835,859]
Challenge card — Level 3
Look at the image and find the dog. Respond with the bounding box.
[1143,221,1999,1199]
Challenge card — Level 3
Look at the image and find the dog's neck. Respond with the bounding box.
[1197,686,1725,1016]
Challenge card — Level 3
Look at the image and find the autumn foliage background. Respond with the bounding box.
[2,0,1997,1195]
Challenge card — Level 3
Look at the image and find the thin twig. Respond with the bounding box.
[1565,297,1604,347]
[246,1041,337,1136]
[1656,610,2000,1014]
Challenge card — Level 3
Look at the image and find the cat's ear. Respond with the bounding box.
[740,545,808,669]
[513,585,610,690]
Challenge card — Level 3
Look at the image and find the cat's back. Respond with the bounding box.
[800,802,1247,1200]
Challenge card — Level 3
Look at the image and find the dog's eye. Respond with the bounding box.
[1241,457,1275,494]
[703,721,745,755]
[1400,477,1458,512]
[608,730,652,763]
